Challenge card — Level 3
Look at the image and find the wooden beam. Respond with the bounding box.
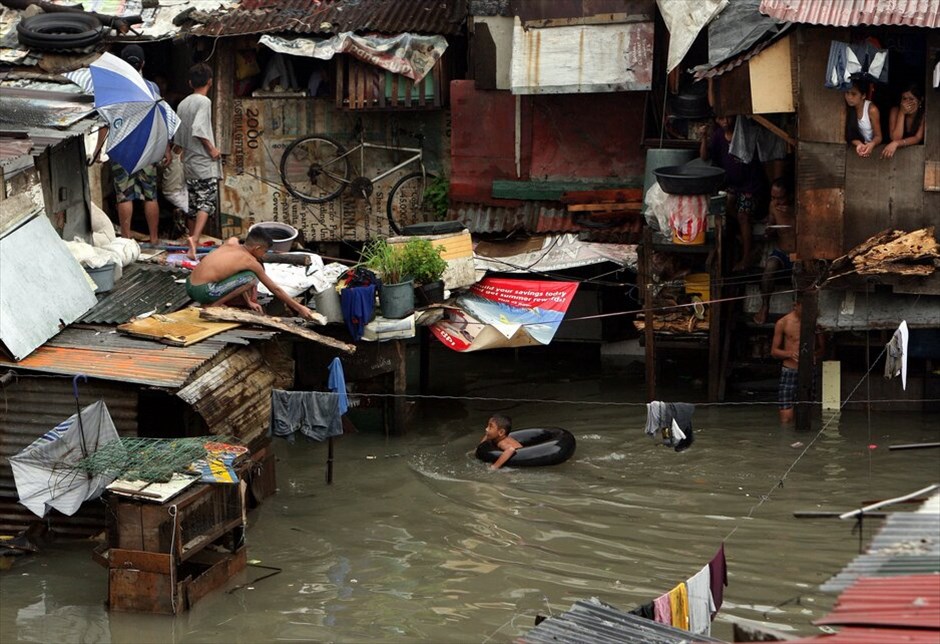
[493,178,644,201]
[641,227,656,402]
[199,307,356,354]
[567,202,643,212]
[795,281,818,431]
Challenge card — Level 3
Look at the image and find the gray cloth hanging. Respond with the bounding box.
[270,389,343,442]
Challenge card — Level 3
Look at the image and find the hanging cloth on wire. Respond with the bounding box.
[884,320,909,390]
[645,401,695,452]
[328,357,349,414]
[825,40,889,90]
[270,389,343,443]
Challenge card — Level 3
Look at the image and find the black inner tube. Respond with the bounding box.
[16,13,103,49]
[475,427,576,467]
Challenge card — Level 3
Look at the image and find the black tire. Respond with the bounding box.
[16,13,103,50]
[279,135,350,204]
[386,171,436,236]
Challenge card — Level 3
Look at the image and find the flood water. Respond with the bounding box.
[1,345,938,643]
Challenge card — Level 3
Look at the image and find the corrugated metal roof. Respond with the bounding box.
[822,493,940,592]
[518,597,727,643]
[0,136,32,167]
[787,627,940,643]
[189,0,468,37]
[693,28,792,80]
[759,0,940,28]
[0,326,229,388]
[816,575,940,629]
[453,202,643,242]
[0,376,137,537]
[79,263,192,324]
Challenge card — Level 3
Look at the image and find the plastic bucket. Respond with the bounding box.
[313,287,343,324]
[249,222,298,252]
[85,262,115,293]
[379,280,415,319]
[672,222,706,245]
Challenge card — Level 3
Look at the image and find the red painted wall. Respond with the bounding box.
[449,80,646,204]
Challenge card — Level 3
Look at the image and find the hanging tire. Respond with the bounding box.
[16,13,104,50]
[279,135,351,204]
[386,171,436,235]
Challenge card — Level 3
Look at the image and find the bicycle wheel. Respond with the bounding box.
[386,171,436,235]
[279,135,351,203]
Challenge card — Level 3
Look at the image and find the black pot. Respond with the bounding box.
[414,279,445,306]
[654,165,725,195]
[670,93,711,119]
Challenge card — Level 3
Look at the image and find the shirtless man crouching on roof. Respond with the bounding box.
[185,228,315,320]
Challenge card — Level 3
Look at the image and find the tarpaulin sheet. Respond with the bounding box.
[431,278,578,352]
[657,0,728,73]
[259,32,447,82]
[696,0,789,70]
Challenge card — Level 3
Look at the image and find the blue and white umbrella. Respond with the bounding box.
[66,52,179,174]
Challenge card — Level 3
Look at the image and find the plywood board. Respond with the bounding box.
[797,27,849,144]
[844,145,928,250]
[713,62,752,117]
[749,35,794,114]
[796,142,845,260]
[117,307,241,347]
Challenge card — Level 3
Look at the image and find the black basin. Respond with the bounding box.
[654,165,726,195]
[670,93,711,119]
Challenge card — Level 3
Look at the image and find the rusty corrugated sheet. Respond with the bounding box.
[0,377,137,537]
[79,264,192,324]
[759,0,940,27]
[822,493,940,591]
[0,327,229,388]
[453,202,641,241]
[190,0,468,37]
[177,345,293,446]
[0,137,31,167]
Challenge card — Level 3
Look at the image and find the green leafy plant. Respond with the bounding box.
[402,238,447,285]
[360,238,409,285]
[423,175,449,221]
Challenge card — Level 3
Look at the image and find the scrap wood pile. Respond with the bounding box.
[561,188,645,233]
[634,253,709,334]
[831,227,939,277]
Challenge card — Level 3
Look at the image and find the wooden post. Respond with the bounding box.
[822,360,841,411]
[796,286,818,430]
[393,339,407,434]
[707,213,723,402]
[419,326,430,394]
[641,227,656,401]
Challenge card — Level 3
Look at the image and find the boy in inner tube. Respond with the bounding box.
[480,414,523,470]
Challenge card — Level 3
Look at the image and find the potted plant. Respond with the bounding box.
[361,238,414,319]
[402,238,448,305]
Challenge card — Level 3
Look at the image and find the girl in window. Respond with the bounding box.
[882,83,925,159]
[844,77,882,158]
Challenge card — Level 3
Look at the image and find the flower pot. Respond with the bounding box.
[414,279,445,306]
[379,280,415,319]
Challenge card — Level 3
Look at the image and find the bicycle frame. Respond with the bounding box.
[321,139,423,187]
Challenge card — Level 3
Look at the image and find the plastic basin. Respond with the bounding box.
[654,165,725,195]
[249,222,298,252]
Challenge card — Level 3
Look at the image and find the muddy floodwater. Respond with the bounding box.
[1,347,938,643]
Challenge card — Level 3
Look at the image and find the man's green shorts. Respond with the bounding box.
[186,271,256,304]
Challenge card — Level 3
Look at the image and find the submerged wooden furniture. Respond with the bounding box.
[97,477,248,614]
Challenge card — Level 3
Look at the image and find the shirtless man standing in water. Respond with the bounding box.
[771,301,823,423]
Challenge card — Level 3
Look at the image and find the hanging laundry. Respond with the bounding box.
[730,116,787,164]
[884,320,910,391]
[270,389,344,442]
[668,582,689,630]
[645,401,695,452]
[341,284,376,341]
[709,543,728,612]
[825,40,889,90]
[687,564,717,636]
[933,59,939,89]
[653,592,672,625]
[328,357,349,414]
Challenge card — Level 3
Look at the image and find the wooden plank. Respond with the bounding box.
[751,114,797,148]
[187,545,247,606]
[566,202,643,212]
[797,26,849,143]
[378,71,386,108]
[109,568,178,614]
[418,76,427,107]
[796,142,845,260]
[713,62,752,117]
[925,31,940,191]
[560,188,643,203]
[391,74,399,108]
[335,57,344,109]
[492,178,643,200]
[199,307,355,353]
[214,48,235,156]
[748,34,794,114]
[109,548,173,574]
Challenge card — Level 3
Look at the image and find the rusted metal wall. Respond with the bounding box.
[176,343,294,448]
[512,0,654,22]
[0,376,137,537]
[218,89,451,242]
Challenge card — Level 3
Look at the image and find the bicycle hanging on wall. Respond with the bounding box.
[278,120,435,235]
